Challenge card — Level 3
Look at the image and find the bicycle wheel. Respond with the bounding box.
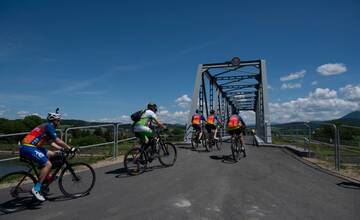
[59,162,96,198]
[0,171,37,209]
[124,147,147,175]
[231,141,240,162]
[158,142,177,166]
[215,137,222,151]
[241,142,247,157]
[191,133,198,150]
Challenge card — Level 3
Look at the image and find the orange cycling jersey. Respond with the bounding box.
[227,115,243,130]
[192,114,201,125]
[206,115,215,125]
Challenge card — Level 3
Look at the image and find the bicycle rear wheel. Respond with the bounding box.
[158,142,177,166]
[241,142,247,157]
[124,147,147,175]
[191,133,198,150]
[59,162,96,198]
[0,171,37,210]
[231,141,240,162]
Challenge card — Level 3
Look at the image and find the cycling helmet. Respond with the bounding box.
[195,109,199,114]
[232,109,238,115]
[47,112,61,121]
[210,109,215,114]
[147,102,158,112]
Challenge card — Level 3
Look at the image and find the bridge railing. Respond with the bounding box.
[0,124,139,176]
[272,122,360,179]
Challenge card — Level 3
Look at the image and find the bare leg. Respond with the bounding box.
[214,128,218,139]
[39,161,52,183]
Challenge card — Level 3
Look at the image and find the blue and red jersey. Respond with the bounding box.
[22,123,58,147]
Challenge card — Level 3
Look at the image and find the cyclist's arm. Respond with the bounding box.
[51,138,71,150]
[216,117,224,127]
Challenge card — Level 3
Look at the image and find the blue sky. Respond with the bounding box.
[1,0,359,124]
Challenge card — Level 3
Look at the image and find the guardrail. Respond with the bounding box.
[273,122,360,171]
[0,124,186,164]
[0,124,135,163]
[0,129,63,163]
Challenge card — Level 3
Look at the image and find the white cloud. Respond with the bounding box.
[158,107,189,124]
[316,63,347,76]
[267,85,274,90]
[98,115,131,124]
[281,82,302,89]
[311,81,318,86]
[269,87,359,123]
[280,70,306,82]
[339,84,360,101]
[310,88,337,99]
[175,94,192,108]
[16,111,42,118]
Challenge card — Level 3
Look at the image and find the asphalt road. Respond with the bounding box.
[1,139,359,220]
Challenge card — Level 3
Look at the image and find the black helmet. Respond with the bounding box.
[147,102,158,112]
[232,109,238,115]
[210,109,215,114]
[195,109,199,114]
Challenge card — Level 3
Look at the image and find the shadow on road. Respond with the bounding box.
[209,155,240,164]
[336,181,360,190]
[0,193,82,215]
[105,164,166,178]
[0,197,42,215]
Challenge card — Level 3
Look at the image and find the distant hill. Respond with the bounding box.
[340,111,360,120]
[271,111,360,128]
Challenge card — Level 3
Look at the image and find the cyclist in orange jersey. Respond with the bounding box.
[191,109,206,140]
[205,109,223,140]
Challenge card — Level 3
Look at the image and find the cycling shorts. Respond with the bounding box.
[205,124,217,133]
[192,124,201,131]
[133,125,154,142]
[19,145,48,166]
[228,128,243,136]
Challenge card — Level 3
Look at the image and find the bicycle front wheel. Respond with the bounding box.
[124,147,147,175]
[158,142,177,166]
[0,171,37,209]
[59,162,96,198]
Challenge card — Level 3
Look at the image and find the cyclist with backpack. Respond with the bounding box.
[227,109,246,151]
[19,109,74,201]
[132,102,166,147]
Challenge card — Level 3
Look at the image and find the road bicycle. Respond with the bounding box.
[0,148,96,203]
[204,126,222,152]
[230,133,246,161]
[190,127,206,150]
[124,128,177,175]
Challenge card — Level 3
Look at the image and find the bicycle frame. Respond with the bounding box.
[20,152,73,187]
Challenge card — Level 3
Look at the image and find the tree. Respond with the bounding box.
[23,115,42,130]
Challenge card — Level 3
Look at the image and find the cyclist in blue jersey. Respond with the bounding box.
[19,110,74,201]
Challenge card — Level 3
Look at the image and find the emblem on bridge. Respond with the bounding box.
[185,57,272,143]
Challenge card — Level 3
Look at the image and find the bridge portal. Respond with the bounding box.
[185,57,272,143]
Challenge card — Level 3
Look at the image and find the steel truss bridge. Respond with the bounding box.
[185,57,272,143]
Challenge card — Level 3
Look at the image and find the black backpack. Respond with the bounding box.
[131,109,145,122]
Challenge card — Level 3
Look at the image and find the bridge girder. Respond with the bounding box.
[185,57,272,143]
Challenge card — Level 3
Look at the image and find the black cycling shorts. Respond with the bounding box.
[228,128,242,136]
[192,124,201,131]
[205,124,216,133]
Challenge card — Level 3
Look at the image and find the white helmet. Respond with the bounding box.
[47,108,61,121]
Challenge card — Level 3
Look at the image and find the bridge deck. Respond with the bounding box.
[1,140,359,219]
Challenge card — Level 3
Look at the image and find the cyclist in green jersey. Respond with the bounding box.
[133,103,166,147]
